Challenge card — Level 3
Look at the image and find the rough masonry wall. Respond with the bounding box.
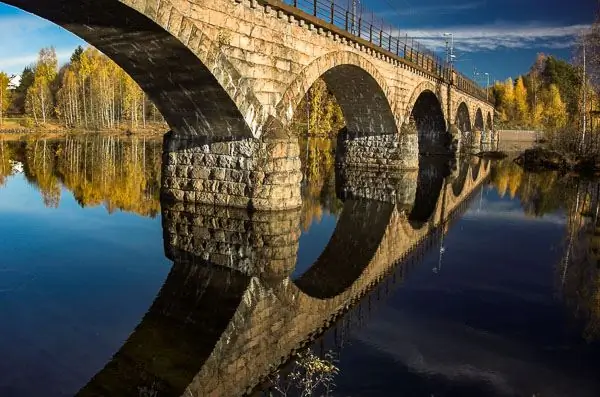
[162,133,302,210]
[162,201,301,279]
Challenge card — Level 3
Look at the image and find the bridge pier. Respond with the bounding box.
[480,128,493,152]
[161,132,303,211]
[336,128,419,170]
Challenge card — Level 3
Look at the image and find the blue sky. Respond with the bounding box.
[0,0,597,86]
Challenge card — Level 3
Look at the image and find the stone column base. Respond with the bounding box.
[336,129,418,170]
[161,132,302,211]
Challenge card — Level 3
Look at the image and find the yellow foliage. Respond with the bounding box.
[514,77,529,124]
[542,84,568,129]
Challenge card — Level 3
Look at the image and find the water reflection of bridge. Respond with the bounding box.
[78,157,490,397]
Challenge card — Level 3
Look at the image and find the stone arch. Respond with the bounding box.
[276,51,399,136]
[474,108,484,130]
[456,102,472,132]
[486,112,493,131]
[404,80,447,126]
[4,0,265,139]
[409,88,448,154]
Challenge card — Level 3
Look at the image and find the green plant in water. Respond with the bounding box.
[269,349,339,397]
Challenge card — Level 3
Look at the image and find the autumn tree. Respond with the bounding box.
[11,66,34,114]
[53,46,163,131]
[514,76,529,125]
[295,78,344,137]
[26,47,58,124]
[0,72,10,126]
[541,84,568,129]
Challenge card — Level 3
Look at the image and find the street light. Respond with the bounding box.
[443,32,454,66]
[484,72,490,101]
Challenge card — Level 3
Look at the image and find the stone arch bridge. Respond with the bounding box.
[5,0,495,210]
[76,157,491,397]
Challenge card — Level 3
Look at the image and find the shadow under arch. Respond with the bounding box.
[456,102,472,133]
[77,248,253,395]
[3,0,258,139]
[486,112,493,131]
[410,90,448,155]
[475,108,485,130]
[276,51,398,137]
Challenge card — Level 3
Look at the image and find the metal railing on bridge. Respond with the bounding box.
[271,0,490,103]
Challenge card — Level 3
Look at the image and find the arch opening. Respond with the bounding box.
[456,102,476,149]
[3,0,255,139]
[410,90,448,155]
[475,108,484,130]
[456,102,472,133]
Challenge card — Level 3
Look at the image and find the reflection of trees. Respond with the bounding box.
[560,182,600,342]
[0,140,14,187]
[491,162,600,341]
[5,136,161,216]
[491,159,572,216]
[299,137,343,232]
[24,138,62,208]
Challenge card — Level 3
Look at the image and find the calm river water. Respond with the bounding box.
[1,136,600,397]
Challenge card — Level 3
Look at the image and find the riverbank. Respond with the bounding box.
[0,125,167,142]
[0,118,168,140]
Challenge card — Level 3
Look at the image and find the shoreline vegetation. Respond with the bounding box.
[496,11,600,173]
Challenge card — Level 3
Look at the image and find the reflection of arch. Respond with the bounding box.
[78,259,252,396]
[276,51,398,136]
[5,0,263,138]
[475,108,484,130]
[471,157,483,180]
[294,199,394,299]
[456,102,472,132]
[77,158,493,396]
[452,160,471,196]
[408,157,450,226]
[410,90,448,154]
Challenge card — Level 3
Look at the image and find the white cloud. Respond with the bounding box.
[381,1,487,17]
[397,22,590,52]
[0,7,84,75]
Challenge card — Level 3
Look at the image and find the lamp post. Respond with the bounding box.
[443,32,454,64]
[484,72,490,101]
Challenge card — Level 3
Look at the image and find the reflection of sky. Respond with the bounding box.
[0,173,172,396]
[292,212,339,279]
[332,184,600,397]
[463,188,567,225]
